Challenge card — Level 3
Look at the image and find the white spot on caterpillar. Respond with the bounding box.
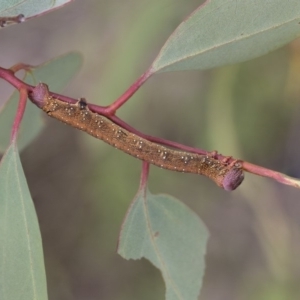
[162,151,168,160]
[116,129,123,138]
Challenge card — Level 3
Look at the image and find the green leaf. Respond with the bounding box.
[0,52,83,152]
[0,143,47,300]
[0,0,72,20]
[151,0,300,73]
[118,188,209,300]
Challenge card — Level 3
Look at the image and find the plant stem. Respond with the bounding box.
[0,66,31,90]
[103,69,153,115]
[140,161,150,190]
[11,88,28,143]
[1,63,300,190]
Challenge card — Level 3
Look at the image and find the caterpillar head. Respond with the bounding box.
[29,83,50,108]
[222,166,244,191]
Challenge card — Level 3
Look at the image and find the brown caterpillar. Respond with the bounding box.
[29,83,244,191]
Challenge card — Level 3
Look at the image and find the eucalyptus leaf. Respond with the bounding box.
[0,143,47,300]
[151,0,300,72]
[118,188,208,300]
[0,52,83,152]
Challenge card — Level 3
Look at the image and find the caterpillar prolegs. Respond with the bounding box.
[30,83,244,191]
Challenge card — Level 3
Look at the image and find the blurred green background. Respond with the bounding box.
[1,0,300,299]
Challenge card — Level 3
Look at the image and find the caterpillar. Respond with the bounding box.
[29,83,244,191]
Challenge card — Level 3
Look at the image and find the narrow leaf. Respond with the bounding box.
[118,189,209,300]
[151,0,300,73]
[0,143,47,300]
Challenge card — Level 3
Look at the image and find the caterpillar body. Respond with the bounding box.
[30,83,244,191]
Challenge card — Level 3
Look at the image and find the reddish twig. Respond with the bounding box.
[10,88,28,143]
[140,161,150,190]
[101,69,153,116]
[243,162,300,189]
[1,63,300,190]
[9,63,36,74]
[0,66,33,91]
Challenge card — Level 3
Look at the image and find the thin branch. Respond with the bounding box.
[1,64,300,190]
[10,88,28,143]
[243,162,300,189]
[0,66,32,90]
[9,63,36,74]
[101,69,153,116]
[140,162,150,190]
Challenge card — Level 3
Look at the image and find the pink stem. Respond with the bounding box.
[9,63,36,73]
[0,66,32,90]
[243,162,299,187]
[140,161,150,190]
[1,64,300,190]
[102,69,153,116]
[11,88,28,143]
